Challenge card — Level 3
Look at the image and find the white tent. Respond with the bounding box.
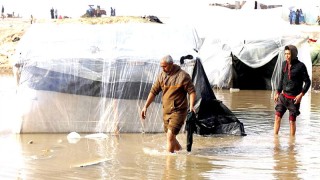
[196,7,312,90]
[13,22,201,133]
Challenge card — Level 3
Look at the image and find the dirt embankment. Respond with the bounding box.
[0,17,320,90]
[0,16,159,75]
[0,18,31,75]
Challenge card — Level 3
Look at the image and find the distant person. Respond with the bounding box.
[50,7,54,19]
[96,5,101,17]
[55,9,58,19]
[317,16,320,25]
[140,55,196,153]
[1,5,4,19]
[288,10,292,24]
[299,9,305,24]
[289,10,295,24]
[290,10,296,25]
[274,45,311,136]
[110,7,113,16]
[295,9,300,25]
[110,7,115,16]
[30,15,33,24]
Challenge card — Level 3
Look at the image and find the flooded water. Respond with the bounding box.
[1,76,320,179]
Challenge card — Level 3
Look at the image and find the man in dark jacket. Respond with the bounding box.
[274,45,311,136]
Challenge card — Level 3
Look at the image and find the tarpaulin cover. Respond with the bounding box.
[190,58,246,136]
[12,23,200,133]
[13,22,246,136]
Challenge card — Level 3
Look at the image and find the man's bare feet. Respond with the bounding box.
[174,143,182,152]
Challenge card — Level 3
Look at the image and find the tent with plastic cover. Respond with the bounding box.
[199,35,312,90]
[196,7,313,90]
[13,22,245,135]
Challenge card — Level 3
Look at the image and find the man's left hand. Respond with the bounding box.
[189,107,196,113]
[294,93,303,104]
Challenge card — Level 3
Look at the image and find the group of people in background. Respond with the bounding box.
[110,7,116,16]
[289,9,305,25]
[50,7,59,19]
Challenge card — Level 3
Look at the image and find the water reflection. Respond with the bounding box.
[273,136,299,179]
[163,153,213,179]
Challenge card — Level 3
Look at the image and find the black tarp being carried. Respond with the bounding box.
[185,58,246,151]
[187,58,246,137]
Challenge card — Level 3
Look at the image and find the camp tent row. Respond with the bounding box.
[193,6,313,90]
[13,22,245,135]
[200,32,312,90]
[12,6,313,136]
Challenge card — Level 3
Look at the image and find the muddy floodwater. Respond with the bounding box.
[1,76,320,179]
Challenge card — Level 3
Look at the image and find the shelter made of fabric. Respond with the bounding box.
[12,23,201,133]
[197,7,312,90]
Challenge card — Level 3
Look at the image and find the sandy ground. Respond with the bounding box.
[0,18,30,75]
[0,17,320,90]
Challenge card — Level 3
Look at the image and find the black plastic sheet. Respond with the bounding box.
[186,111,196,152]
[186,58,246,151]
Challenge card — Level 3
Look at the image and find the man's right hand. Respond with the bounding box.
[141,93,155,120]
[274,93,279,103]
[141,107,147,120]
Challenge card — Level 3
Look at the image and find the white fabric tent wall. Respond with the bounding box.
[13,23,201,133]
[197,7,312,89]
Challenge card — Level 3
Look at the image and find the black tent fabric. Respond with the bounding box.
[186,111,197,152]
[190,58,246,136]
[231,54,278,90]
[185,57,246,151]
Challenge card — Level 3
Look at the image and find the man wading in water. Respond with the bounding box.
[141,55,196,153]
[274,45,311,136]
